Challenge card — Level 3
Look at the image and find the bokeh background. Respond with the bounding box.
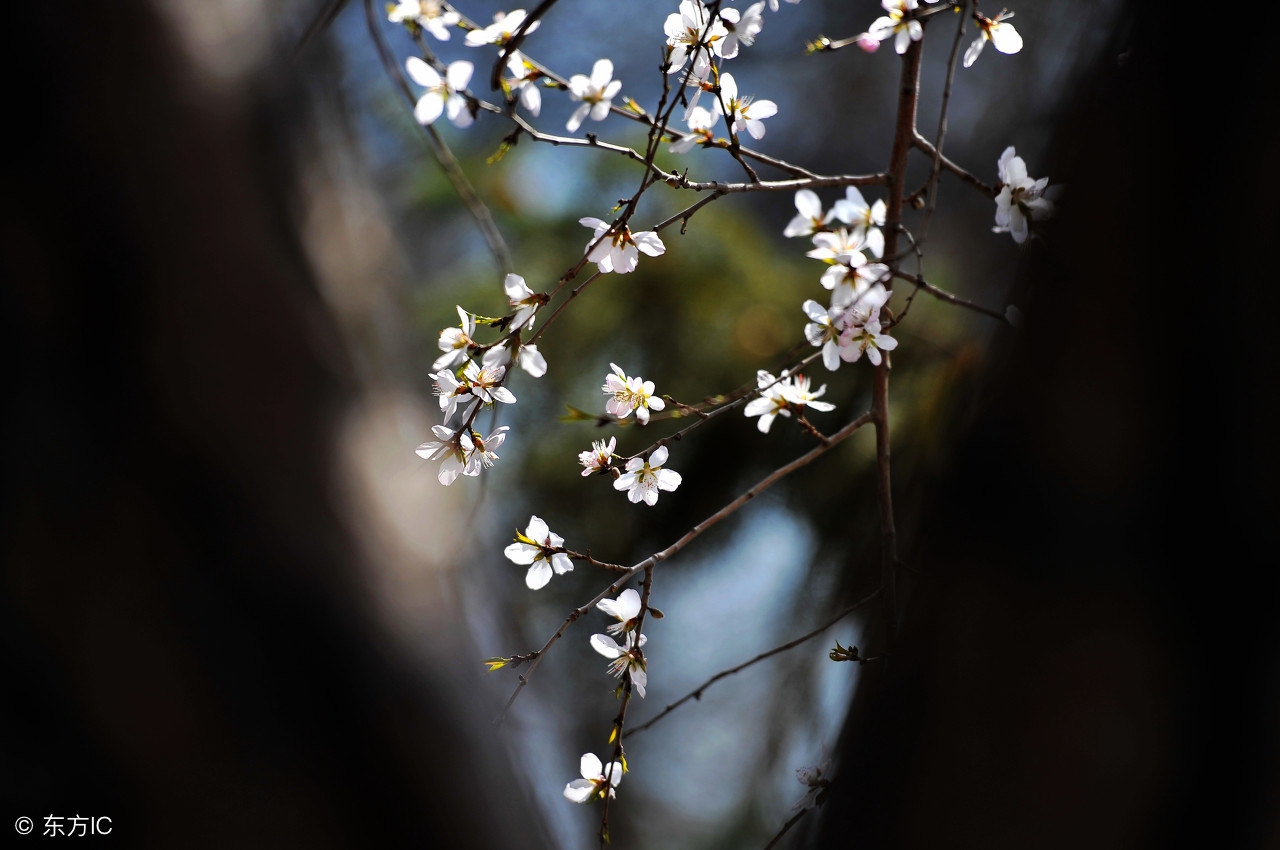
[5,1,1278,848]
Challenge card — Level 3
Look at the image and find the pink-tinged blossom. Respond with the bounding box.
[838,316,898,366]
[994,146,1054,244]
[505,515,573,590]
[590,630,648,696]
[964,11,1022,68]
[434,305,475,371]
[614,445,681,506]
[855,32,880,52]
[597,588,642,637]
[464,360,515,405]
[461,425,509,475]
[784,189,832,238]
[867,0,921,55]
[715,73,777,140]
[464,8,539,47]
[602,363,665,424]
[388,0,460,40]
[579,217,666,275]
[406,58,474,128]
[566,59,622,133]
[578,436,617,476]
[414,425,509,484]
[744,369,835,433]
[564,753,624,804]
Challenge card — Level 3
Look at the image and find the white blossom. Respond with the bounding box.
[434,305,475,371]
[504,272,541,330]
[578,436,617,476]
[808,227,867,266]
[867,0,921,55]
[784,189,833,238]
[505,515,573,590]
[822,261,891,311]
[504,51,542,116]
[415,425,468,485]
[414,424,509,484]
[744,369,835,433]
[964,11,1022,68]
[579,217,665,275]
[432,365,475,422]
[715,72,777,140]
[566,59,621,133]
[803,299,843,372]
[792,757,833,811]
[464,360,515,406]
[597,588,643,637]
[590,630,648,696]
[483,341,547,378]
[388,0,460,41]
[664,0,726,78]
[602,363,665,424]
[669,106,719,154]
[564,753,624,804]
[832,187,887,258]
[464,8,538,47]
[614,445,681,506]
[406,58,474,128]
[718,1,766,59]
[461,425,509,475]
[994,146,1054,244]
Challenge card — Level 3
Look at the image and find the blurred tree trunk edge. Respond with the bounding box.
[2,1,1277,850]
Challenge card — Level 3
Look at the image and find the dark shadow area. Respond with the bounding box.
[814,4,1280,849]
[1,2,543,846]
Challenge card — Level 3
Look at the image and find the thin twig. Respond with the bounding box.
[918,0,970,245]
[912,131,995,197]
[762,807,810,850]
[892,270,1008,322]
[626,588,880,737]
[490,0,560,90]
[291,0,349,63]
[495,409,876,723]
[364,0,514,274]
[597,565,653,849]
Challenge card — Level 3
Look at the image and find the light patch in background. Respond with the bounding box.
[157,0,273,84]
[507,146,586,219]
[625,505,822,843]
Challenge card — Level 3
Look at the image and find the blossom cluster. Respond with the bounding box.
[559,589,652,804]
[782,187,899,373]
[414,273,547,484]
